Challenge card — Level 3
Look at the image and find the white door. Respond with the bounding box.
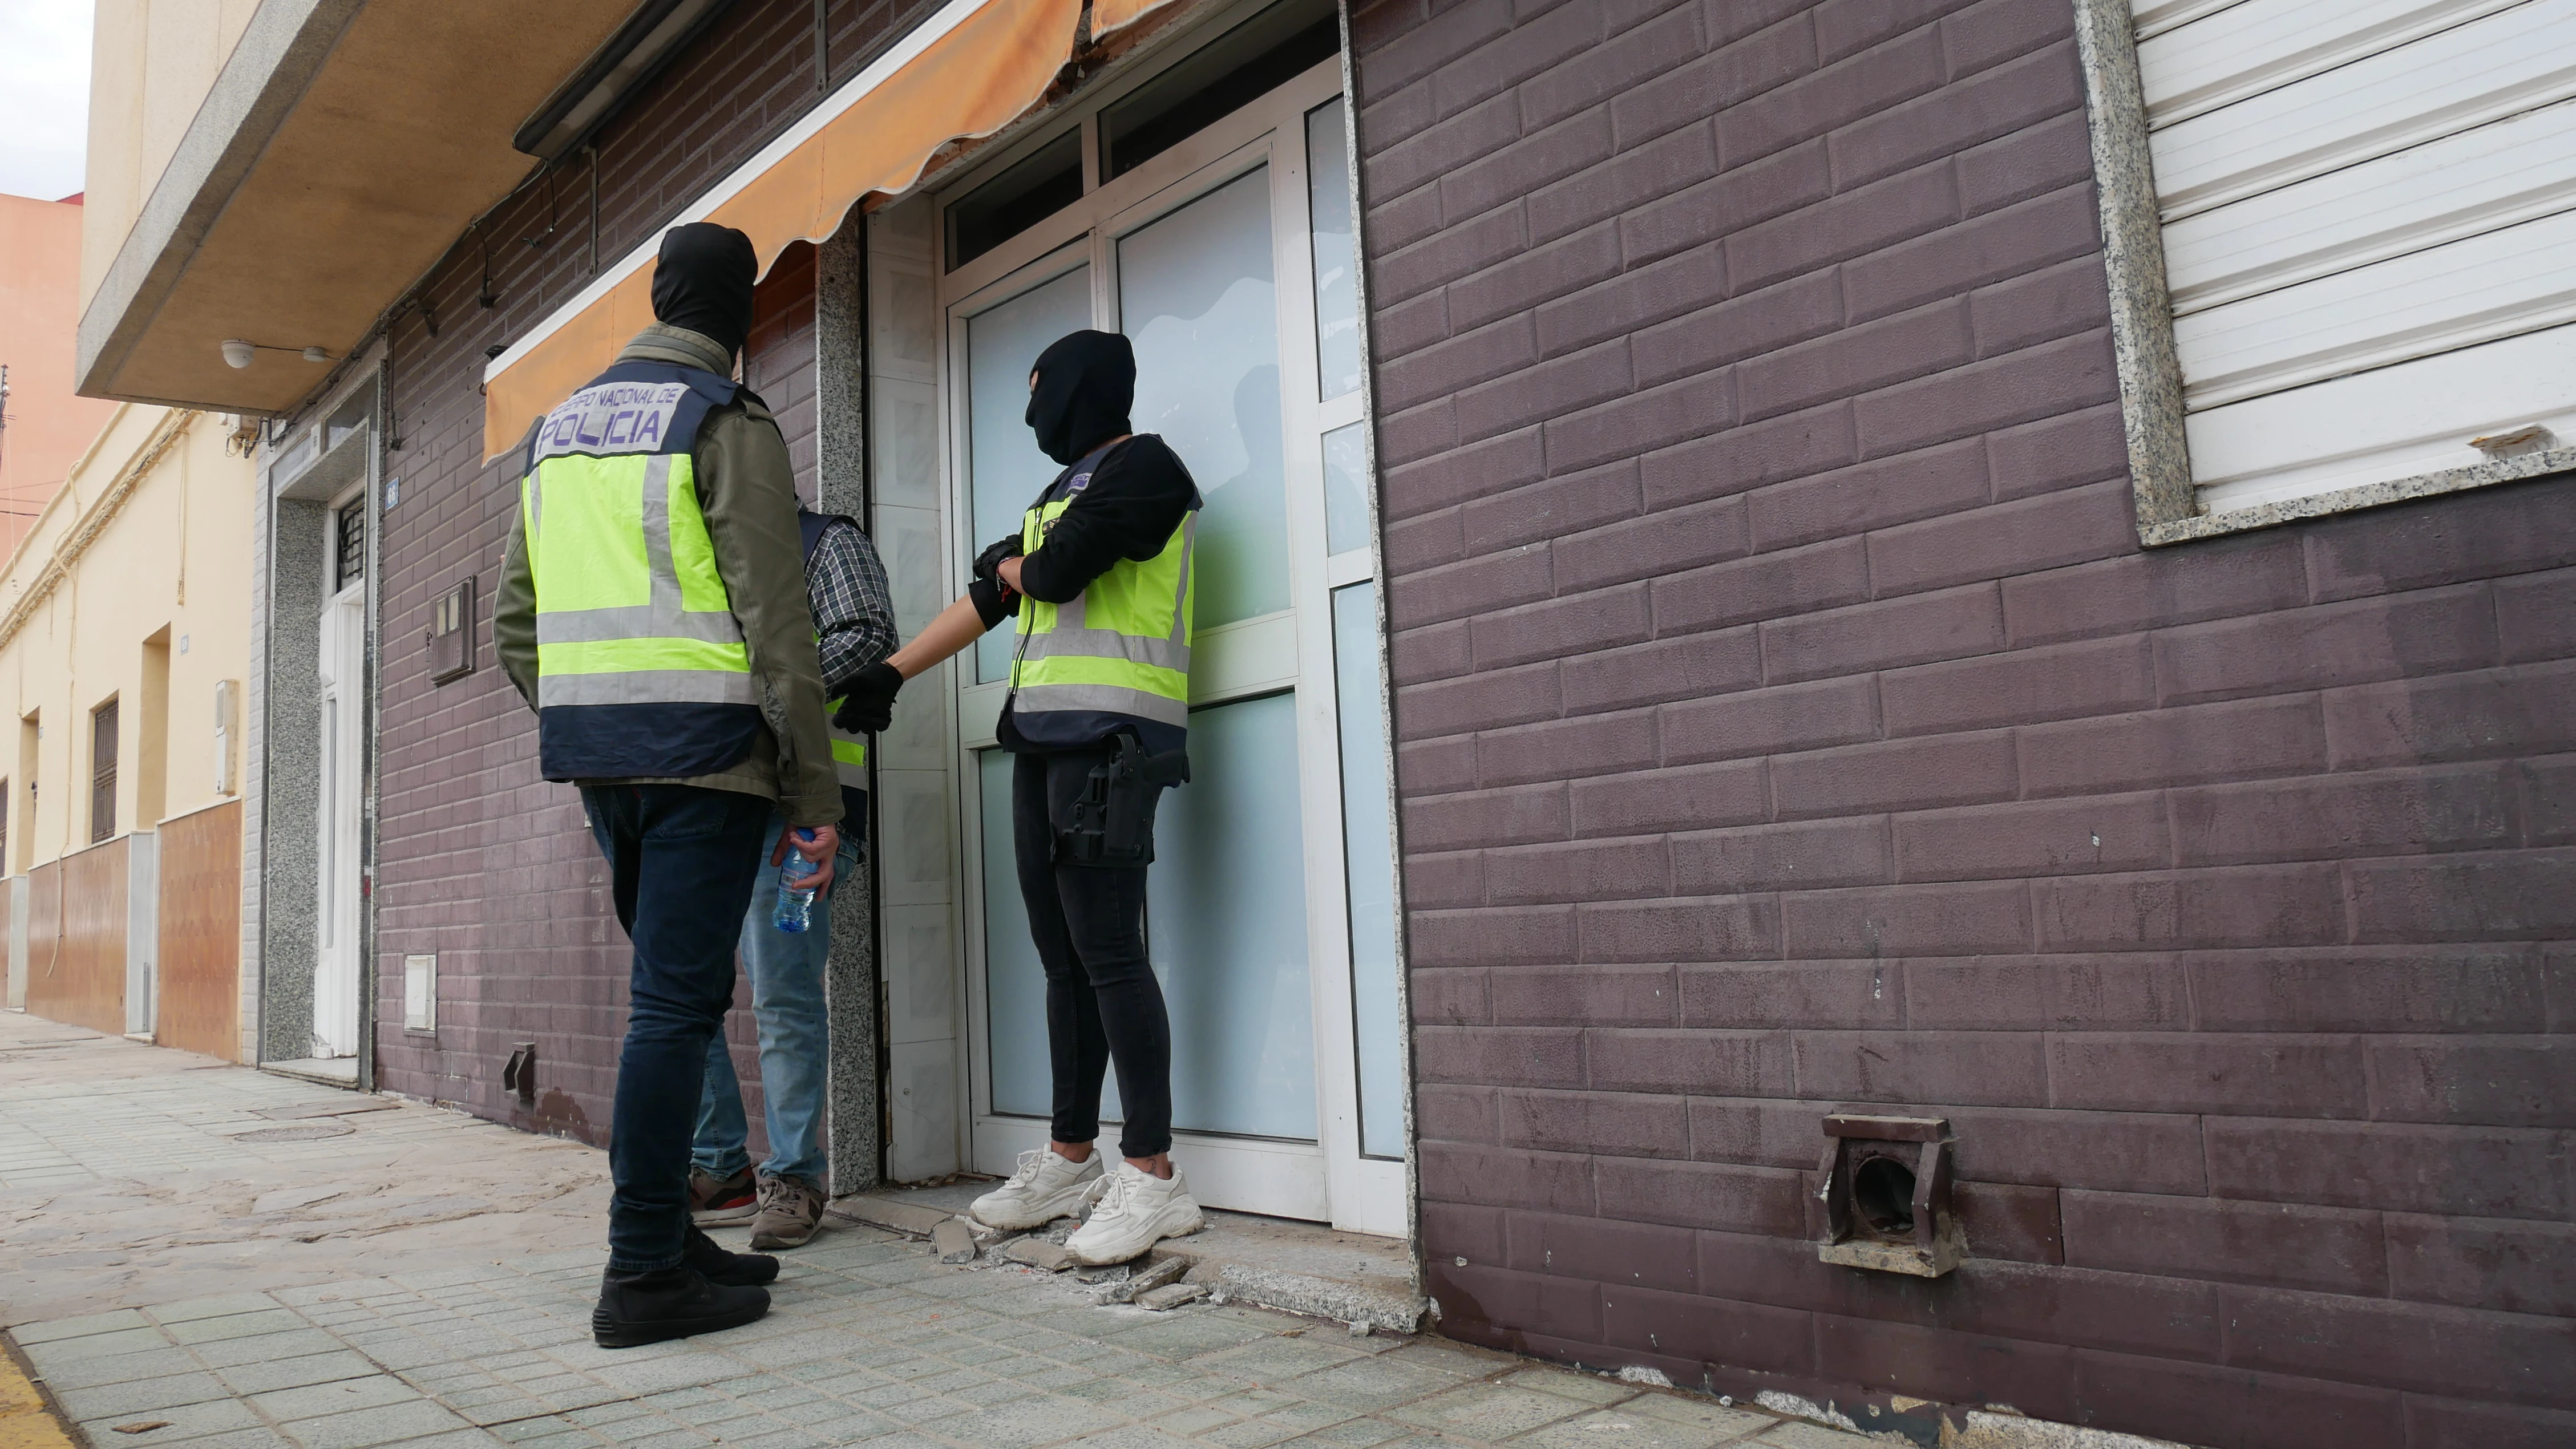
[938,49,1404,1233]
[313,582,366,1058]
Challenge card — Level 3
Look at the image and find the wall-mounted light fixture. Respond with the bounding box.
[220,339,331,369]
[513,0,737,163]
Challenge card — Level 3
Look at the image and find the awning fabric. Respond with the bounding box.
[485,0,1110,460]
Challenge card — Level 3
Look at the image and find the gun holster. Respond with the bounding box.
[1059,735,1190,867]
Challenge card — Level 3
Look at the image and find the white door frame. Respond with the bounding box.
[932,51,1404,1233]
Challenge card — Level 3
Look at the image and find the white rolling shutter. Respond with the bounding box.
[2132,0,2576,513]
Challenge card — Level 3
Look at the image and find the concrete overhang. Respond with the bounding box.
[78,0,637,413]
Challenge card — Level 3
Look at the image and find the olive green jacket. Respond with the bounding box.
[495,324,844,828]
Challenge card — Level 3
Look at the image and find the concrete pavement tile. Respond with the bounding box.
[1752,1424,1877,1448]
[1155,1402,1242,1434]
[132,1428,298,1449]
[1201,1419,1300,1449]
[75,1398,266,1446]
[55,1371,233,1420]
[1192,1338,1369,1384]
[191,1331,346,1369]
[1109,1314,1276,1362]
[282,1401,476,1449]
[1384,1382,1590,1439]
[1273,1357,1459,1414]
[251,1376,426,1421]
[148,1296,283,1325]
[586,1357,742,1397]
[167,1310,309,1344]
[717,1430,827,1449]
[1372,1345,1491,1379]
[27,1346,201,1391]
[11,1309,152,1343]
[502,1432,602,1449]
[218,1353,384,1397]
[1059,1428,1203,1449]
[1625,1394,1777,1439]
[22,1326,173,1363]
[615,1430,718,1449]
[1268,1419,1408,1447]
[1515,1404,1775,1449]
[1498,1369,1629,1407]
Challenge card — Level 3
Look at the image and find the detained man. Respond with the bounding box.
[835,329,1206,1265]
[687,504,896,1248]
[495,222,842,1346]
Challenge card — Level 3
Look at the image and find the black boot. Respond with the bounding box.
[592,1265,768,1348]
[685,1224,779,1286]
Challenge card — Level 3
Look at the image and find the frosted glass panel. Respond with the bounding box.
[1121,169,1288,628]
[1332,586,1401,1157]
[966,265,1093,683]
[980,750,1055,1118]
[1323,422,1369,558]
[1307,99,1362,402]
[1150,693,1316,1139]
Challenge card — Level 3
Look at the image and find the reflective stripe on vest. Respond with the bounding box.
[1009,496,1196,728]
[524,388,751,711]
[825,695,867,784]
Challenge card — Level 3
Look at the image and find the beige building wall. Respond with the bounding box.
[0,406,255,871]
[79,0,262,310]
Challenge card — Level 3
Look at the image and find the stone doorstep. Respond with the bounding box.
[825,1190,1427,1334]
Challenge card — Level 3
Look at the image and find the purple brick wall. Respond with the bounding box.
[1350,0,2576,1440]
[371,0,901,1144]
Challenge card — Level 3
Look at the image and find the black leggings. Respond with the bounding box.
[1012,748,1172,1159]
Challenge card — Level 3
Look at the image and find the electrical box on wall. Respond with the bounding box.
[427,577,476,683]
[1817,1113,1965,1278]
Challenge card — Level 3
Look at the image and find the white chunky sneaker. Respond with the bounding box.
[970,1148,1104,1231]
[1067,1161,1204,1265]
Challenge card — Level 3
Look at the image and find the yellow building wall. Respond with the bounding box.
[79,0,262,310]
[0,406,256,871]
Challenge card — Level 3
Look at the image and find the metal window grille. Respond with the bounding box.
[335,496,366,591]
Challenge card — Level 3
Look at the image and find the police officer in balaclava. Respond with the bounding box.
[836,330,1208,1264]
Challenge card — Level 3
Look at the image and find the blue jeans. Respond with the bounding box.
[694,811,860,1186]
[579,783,776,1273]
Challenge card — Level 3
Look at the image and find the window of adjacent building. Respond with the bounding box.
[18,713,36,872]
[91,699,118,844]
[0,776,11,874]
[2126,0,2576,519]
[1097,0,1336,182]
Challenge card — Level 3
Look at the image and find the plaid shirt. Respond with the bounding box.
[806,514,898,699]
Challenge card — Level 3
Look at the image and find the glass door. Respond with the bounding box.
[938,36,1402,1231]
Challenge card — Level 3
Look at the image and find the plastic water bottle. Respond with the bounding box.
[772,829,820,933]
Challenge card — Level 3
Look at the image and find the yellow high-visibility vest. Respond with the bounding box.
[522,360,762,779]
[1010,486,1197,731]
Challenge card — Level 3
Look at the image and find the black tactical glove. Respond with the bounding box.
[833,662,903,735]
[973,534,1024,586]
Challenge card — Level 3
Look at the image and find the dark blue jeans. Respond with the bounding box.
[581,783,776,1273]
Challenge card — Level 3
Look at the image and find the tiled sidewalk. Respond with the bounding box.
[1,1018,1874,1449]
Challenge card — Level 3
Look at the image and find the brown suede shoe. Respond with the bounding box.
[688,1165,758,1226]
[748,1174,824,1250]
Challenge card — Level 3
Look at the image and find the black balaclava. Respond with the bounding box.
[650,222,758,361]
[1025,329,1135,465]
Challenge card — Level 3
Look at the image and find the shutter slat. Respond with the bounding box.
[2138,0,2528,129]
[2186,323,2576,511]
[2163,99,2576,314]
[2175,205,2576,408]
[2149,0,2576,220]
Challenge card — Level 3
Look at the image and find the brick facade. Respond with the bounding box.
[1348,0,2576,1440]
[371,0,921,1143]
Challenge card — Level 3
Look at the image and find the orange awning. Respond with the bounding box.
[485,0,1094,459]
